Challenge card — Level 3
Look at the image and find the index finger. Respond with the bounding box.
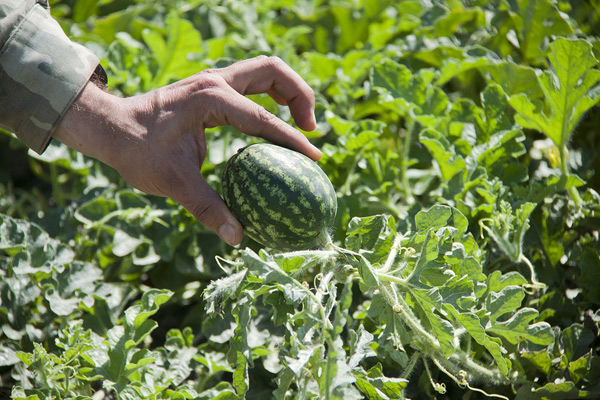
[208,85,321,160]
[214,56,317,132]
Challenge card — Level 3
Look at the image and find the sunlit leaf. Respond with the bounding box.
[509,38,600,148]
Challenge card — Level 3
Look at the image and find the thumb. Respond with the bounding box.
[177,175,243,246]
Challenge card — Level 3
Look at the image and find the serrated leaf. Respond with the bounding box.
[509,38,600,148]
[481,201,536,262]
[485,61,543,98]
[345,214,397,263]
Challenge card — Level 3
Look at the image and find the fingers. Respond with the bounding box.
[215,56,317,132]
[176,173,244,246]
[182,70,321,160]
[216,91,322,160]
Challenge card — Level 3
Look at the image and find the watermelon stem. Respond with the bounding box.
[398,116,415,205]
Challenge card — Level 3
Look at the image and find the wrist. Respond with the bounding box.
[52,81,134,168]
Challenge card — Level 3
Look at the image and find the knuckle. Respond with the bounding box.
[191,70,226,92]
[256,106,277,124]
[305,86,315,99]
[262,55,287,72]
[254,55,270,62]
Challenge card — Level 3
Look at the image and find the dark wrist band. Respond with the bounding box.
[90,63,108,89]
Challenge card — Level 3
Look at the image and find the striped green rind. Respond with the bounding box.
[222,143,337,251]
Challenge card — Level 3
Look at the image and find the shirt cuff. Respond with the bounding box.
[0,3,99,154]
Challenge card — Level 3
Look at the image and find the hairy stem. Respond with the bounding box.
[559,145,583,206]
[401,351,421,379]
[382,233,404,273]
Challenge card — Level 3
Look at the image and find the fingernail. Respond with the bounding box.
[219,223,237,246]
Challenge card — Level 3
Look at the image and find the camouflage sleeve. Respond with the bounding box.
[0,0,99,154]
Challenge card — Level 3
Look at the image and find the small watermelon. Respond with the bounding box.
[222,143,337,251]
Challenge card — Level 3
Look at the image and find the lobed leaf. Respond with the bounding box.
[509,38,600,148]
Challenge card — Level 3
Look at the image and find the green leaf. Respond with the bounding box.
[579,248,600,304]
[415,205,468,234]
[484,61,543,98]
[480,201,536,262]
[560,324,596,362]
[483,336,511,376]
[515,381,600,400]
[345,214,397,263]
[407,230,439,285]
[509,38,600,148]
[348,325,376,369]
[371,58,448,120]
[355,363,408,400]
[445,306,485,344]
[228,299,252,396]
[486,285,525,323]
[427,312,456,358]
[204,270,248,315]
[232,351,249,396]
[486,271,528,293]
[476,83,513,137]
[511,0,574,62]
[420,128,466,182]
[358,256,380,287]
[487,308,554,345]
[141,11,203,88]
[125,289,172,330]
[437,55,491,87]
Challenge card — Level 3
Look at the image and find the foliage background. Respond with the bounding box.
[1,0,600,399]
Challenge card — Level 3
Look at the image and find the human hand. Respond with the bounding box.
[52,56,320,246]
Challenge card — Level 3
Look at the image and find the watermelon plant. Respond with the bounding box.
[1,0,600,399]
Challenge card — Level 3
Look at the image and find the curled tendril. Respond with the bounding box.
[314,273,330,295]
[458,370,468,388]
[401,247,416,258]
[434,382,446,394]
